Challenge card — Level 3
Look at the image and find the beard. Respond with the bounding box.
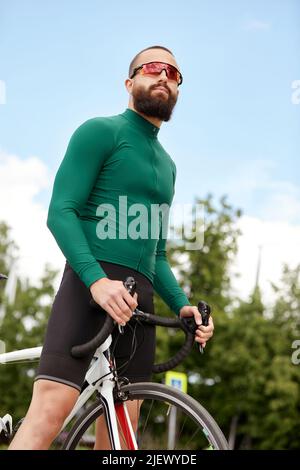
[132,83,178,122]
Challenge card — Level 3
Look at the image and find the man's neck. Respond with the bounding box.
[128,103,162,128]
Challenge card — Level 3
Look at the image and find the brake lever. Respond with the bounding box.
[89,277,137,335]
[197,301,211,354]
[119,276,137,335]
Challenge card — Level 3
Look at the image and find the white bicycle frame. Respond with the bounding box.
[0,335,138,450]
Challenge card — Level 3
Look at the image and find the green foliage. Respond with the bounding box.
[0,222,58,422]
[0,222,17,304]
[154,196,300,449]
[0,193,299,449]
[154,195,242,371]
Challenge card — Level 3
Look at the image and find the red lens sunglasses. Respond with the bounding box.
[130,61,183,86]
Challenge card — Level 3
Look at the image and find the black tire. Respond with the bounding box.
[62,382,229,450]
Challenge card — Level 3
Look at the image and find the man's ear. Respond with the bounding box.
[125,78,133,94]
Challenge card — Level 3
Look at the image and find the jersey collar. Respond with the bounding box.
[122,108,160,138]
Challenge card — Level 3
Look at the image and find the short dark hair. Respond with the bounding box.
[128,45,174,78]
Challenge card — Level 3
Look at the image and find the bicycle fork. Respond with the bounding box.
[100,381,138,450]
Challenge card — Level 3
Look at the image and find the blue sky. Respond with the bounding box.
[1,0,299,216]
[0,0,299,299]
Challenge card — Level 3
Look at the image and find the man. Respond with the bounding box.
[9,45,214,450]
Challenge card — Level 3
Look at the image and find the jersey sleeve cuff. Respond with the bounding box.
[173,296,191,316]
[80,263,108,289]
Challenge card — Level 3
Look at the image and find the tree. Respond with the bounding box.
[186,265,300,449]
[154,195,242,408]
[0,222,17,304]
[0,222,58,423]
[259,265,300,449]
[154,197,300,449]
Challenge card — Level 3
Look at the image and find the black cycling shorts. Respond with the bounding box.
[35,261,156,392]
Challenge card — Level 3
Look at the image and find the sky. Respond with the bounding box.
[0,0,299,304]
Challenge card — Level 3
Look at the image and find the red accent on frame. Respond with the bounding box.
[115,402,136,450]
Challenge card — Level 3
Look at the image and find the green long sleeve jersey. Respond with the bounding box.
[47,108,190,315]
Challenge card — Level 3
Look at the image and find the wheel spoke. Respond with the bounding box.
[137,399,154,447]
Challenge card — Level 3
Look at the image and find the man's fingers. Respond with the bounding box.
[123,289,138,311]
[195,335,207,346]
[115,297,133,320]
[180,307,214,346]
[106,301,129,325]
[195,317,213,345]
[198,318,214,333]
[197,330,213,341]
[195,330,213,343]
[102,303,122,325]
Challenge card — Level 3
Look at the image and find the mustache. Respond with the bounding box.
[151,84,170,94]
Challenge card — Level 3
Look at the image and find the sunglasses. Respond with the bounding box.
[130,61,183,86]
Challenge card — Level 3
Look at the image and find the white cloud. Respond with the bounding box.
[218,159,300,225]
[260,189,300,223]
[0,151,64,289]
[244,20,271,31]
[231,215,300,304]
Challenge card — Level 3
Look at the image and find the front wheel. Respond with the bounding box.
[61,382,229,450]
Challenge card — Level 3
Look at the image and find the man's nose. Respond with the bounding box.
[158,69,168,81]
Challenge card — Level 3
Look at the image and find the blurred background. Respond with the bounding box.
[0,0,299,449]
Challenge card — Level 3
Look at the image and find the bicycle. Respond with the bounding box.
[0,273,229,450]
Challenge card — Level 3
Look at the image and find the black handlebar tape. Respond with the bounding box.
[72,274,205,370]
[71,314,114,358]
[136,312,182,329]
[152,332,194,373]
[198,301,211,326]
[71,276,137,358]
[134,312,197,373]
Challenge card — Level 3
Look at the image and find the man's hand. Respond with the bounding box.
[90,278,138,326]
[179,305,214,348]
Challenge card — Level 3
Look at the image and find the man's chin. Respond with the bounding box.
[133,96,175,121]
